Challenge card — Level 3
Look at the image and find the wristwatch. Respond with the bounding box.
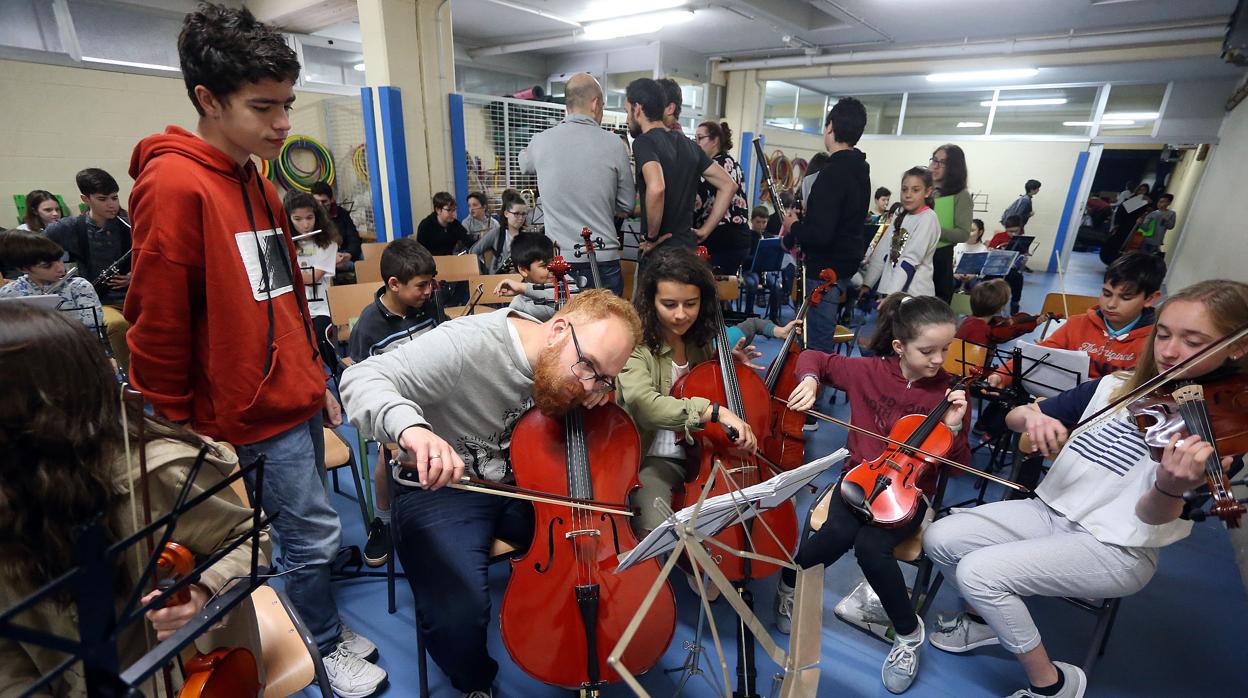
[710,402,721,424]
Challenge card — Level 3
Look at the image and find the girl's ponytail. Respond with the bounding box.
[868,293,956,357]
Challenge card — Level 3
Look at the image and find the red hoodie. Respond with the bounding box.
[793,351,970,494]
[125,126,325,444]
[991,305,1155,386]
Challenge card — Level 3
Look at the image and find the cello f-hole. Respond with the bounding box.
[535,516,563,573]
[599,512,623,556]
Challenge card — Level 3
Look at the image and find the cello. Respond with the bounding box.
[576,227,605,290]
[671,248,799,698]
[762,268,838,470]
[499,257,677,695]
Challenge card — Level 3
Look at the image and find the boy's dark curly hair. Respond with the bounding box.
[178,3,301,115]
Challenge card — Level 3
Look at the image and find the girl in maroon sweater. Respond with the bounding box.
[774,293,969,694]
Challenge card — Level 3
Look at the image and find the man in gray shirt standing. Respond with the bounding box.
[519,73,634,295]
[339,290,640,697]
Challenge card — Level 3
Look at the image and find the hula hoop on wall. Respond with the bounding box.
[352,144,369,183]
[274,134,336,193]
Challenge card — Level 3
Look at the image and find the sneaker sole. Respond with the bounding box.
[331,675,388,698]
[929,635,1000,653]
[362,553,389,568]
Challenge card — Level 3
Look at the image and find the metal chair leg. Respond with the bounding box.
[416,620,430,698]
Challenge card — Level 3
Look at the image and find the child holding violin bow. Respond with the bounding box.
[924,279,1248,698]
[777,292,971,694]
[617,246,801,539]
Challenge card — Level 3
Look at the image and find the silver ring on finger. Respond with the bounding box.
[429,454,442,460]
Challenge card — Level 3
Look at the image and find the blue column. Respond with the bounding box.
[360,87,386,241]
[1049,150,1090,273]
[448,93,470,215]
[378,86,414,239]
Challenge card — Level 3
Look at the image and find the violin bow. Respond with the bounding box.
[1067,321,1248,436]
[774,398,1030,493]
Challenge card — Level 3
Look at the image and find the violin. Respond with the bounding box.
[839,378,971,528]
[499,256,676,694]
[762,268,838,471]
[987,312,1057,344]
[155,542,263,698]
[1127,373,1248,528]
[577,227,605,290]
[671,248,799,581]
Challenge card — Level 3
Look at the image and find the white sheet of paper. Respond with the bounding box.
[1018,341,1089,398]
[1122,195,1149,213]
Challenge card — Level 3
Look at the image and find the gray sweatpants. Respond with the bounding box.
[923,498,1158,654]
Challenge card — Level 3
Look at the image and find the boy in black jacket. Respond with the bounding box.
[783,97,871,354]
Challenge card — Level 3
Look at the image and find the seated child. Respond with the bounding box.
[346,236,442,568]
[493,232,581,320]
[957,279,1046,348]
[987,251,1165,388]
[0,231,104,334]
[952,218,988,293]
[986,215,1028,314]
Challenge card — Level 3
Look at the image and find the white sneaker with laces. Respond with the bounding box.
[929,612,1000,653]
[338,622,379,662]
[881,618,923,694]
[323,645,387,698]
[463,691,493,698]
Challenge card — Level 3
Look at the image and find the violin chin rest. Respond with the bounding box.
[838,479,875,522]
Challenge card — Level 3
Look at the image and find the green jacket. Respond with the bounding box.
[935,189,973,248]
[617,339,713,456]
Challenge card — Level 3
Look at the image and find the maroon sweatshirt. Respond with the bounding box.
[793,351,970,494]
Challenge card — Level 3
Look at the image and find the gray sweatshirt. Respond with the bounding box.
[518,113,634,261]
[340,308,536,482]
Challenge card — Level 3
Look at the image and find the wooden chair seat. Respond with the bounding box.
[621,259,638,300]
[360,241,388,261]
[833,325,854,343]
[467,274,524,306]
[324,428,351,469]
[355,256,383,284]
[253,585,318,698]
[327,283,381,343]
[943,337,989,377]
[715,276,739,302]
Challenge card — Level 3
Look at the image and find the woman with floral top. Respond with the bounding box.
[694,121,751,275]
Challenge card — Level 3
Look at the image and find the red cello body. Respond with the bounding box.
[672,357,798,581]
[500,403,676,689]
[839,387,963,528]
[762,269,838,471]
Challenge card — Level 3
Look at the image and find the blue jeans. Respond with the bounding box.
[570,259,624,296]
[391,480,534,692]
[237,414,343,655]
[805,276,849,354]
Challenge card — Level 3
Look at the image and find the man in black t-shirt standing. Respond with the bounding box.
[625,78,734,257]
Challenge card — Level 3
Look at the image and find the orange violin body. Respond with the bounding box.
[156,542,264,698]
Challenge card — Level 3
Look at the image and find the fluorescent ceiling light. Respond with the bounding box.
[981,98,1067,107]
[927,68,1038,83]
[581,0,687,23]
[582,9,694,41]
[1063,119,1134,126]
[353,63,366,72]
[956,122,984,128]
[82,56,179,72]
[1103,111,1160,120]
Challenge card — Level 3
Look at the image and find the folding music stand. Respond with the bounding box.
[609,450,849,698]
[0,446,277,697]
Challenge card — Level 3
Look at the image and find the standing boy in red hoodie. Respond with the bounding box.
[124,5,386,695]
[987,251,1165,388]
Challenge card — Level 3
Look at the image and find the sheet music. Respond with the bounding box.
[1018,341,1089,398]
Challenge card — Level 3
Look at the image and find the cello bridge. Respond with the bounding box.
[564,529,601,539]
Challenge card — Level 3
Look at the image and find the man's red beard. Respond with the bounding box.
[531,337,586,417]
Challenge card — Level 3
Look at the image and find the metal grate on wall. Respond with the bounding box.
[322,96,374,234]
[458,92,631,214]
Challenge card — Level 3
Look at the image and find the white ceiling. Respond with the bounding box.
[450,0,1241,58]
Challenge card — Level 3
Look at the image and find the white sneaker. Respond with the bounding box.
[929,612,1001,653]
[881,618,923,694]
[774,580,794,635]
[323,645,387,698]
[338,622,379,662]
[1006,661,1087,698]
[463,692,493,698]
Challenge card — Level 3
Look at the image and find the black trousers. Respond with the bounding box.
[933,244,955,303]
[784,487,925,635]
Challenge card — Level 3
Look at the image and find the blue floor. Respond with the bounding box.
[311,252,1248,697]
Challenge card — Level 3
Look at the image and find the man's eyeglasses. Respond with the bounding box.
[439,205,457,213]
[568,324,614,394]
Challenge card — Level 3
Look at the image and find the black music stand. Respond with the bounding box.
[0,448,283,697]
